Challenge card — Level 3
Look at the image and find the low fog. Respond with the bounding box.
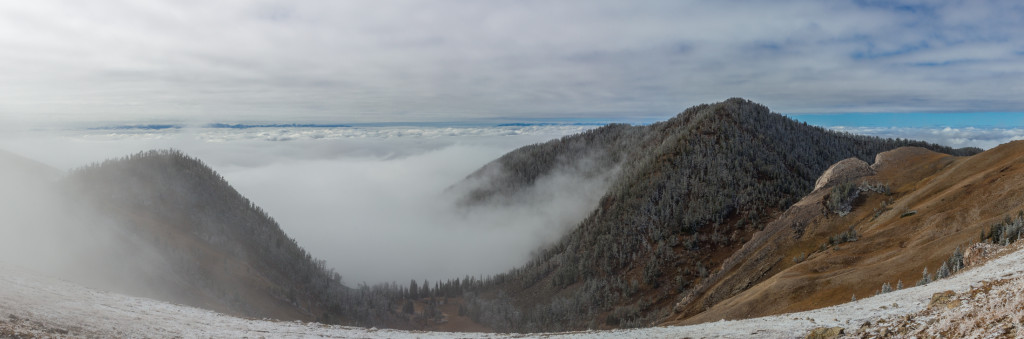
[0,125,609,285]
[0,150,184,301]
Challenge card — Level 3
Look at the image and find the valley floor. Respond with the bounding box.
[3,243,1024,339]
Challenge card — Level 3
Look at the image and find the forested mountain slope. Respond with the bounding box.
[454,98,979,332]
[452,123,647,206]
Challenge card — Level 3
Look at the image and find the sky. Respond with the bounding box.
[0,0,1022,125]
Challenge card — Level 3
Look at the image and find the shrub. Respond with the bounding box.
[827,182,857,215]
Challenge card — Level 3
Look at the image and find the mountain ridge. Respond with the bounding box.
[453,98,980,331]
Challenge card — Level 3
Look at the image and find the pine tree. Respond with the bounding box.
[402,300,414,314]
[916,267,932,286]
[936,261,951,280]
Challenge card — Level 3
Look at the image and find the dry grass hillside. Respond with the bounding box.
[664,140,1024,326]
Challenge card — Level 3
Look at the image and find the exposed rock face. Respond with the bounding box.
[928,291,960,310]
[813,157,874,191]
[963,242,1003,268]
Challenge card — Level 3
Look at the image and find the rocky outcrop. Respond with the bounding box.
[804,326,844,339]
[963,242,1003,268]
[928,291,960,310]
[813,157,874,191]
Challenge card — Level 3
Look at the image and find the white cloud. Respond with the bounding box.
[0,125,604,284]
[0,1,1021,124]
[222,144,613,284]
[828,126,1024,150]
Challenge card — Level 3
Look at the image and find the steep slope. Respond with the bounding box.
[665,140,1024,326]
[453,98,978,332]
[59,150,402,327]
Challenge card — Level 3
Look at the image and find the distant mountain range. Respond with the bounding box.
[83,121,610,131]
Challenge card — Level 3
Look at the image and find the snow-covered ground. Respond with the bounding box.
[3,244,1023,338]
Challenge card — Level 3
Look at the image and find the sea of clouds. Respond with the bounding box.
[829,126,1024,150]
[0,122,1019,285]
[0,124,603,285]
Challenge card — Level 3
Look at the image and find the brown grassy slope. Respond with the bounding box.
[664,141,1024,325]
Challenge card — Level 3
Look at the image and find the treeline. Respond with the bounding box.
[454,98,980,331]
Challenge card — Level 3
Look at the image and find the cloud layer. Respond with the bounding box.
[829,126,1024,150]
[1,1,1021,124]
[0,125,605,284]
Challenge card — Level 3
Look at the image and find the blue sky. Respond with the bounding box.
[791,112,1024,129]
[0,1,1021,125]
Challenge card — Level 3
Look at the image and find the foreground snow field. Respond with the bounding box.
[3,244,1023,338]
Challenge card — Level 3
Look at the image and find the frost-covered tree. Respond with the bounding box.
[917,267,932,286]
[880,282,892,294]
[936,261,951,280]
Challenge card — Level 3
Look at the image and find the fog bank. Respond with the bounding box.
[0,125,604,284]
